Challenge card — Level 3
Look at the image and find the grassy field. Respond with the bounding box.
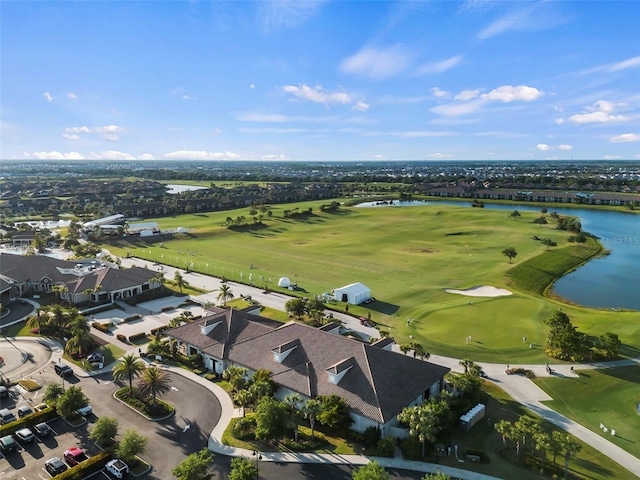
[102,200,640,363]
[534,365,640,460]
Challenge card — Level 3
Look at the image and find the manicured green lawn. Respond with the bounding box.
[102,200,640,363]
[534,366,640,460]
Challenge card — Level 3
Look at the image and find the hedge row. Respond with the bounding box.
[54,451,112,480]
[91,321,111,333]
[0,405,58,436]
[122,314,141,323]
[160,305,174,312]
[116,334,127,343]
[128,332,147,342]
[150,325,169,336]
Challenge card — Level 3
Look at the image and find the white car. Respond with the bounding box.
[77,405,92,416]
[105,458,129,478]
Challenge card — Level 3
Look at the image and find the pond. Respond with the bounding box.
[165,184,208,194]
[357,200,640,311]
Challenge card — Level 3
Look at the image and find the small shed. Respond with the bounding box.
[333,282,371,305]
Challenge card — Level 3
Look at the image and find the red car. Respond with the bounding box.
[63,447,89,466]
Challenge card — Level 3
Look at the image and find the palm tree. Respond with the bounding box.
[302,399,322,440]
[411,342,430,360]
[233,389,253,417]
[65,329,94,356]
[561,434,582,480]
[459,358,474,374]
[285,393,301,442]
[216,283,234,306]
[398,403,440,458]
[174,271,187,293]
[495,419,513,447]
[137,366,172,410]
[502,247,518,263]
[112,354,146,394]
[534,430,552,469]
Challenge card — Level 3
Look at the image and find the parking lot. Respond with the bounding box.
[0,413,102,479]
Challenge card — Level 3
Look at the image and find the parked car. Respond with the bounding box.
[45,457,68,476]
[14,427,35,443]
[54,363,73,377]
[105,458,130,478]
[0,435,17,453]
[0,386,8,398]
[64,447,89,466]
[17,405,33,418]
[87,352,103,363]
[34,422,52,436]
[34,402,50,412]
[77,404,92,416]
[0,408,17,425]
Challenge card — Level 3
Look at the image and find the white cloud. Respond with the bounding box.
[430,87,450,99]
[415,55,462,75]
[352,101,370,112]
[427,152,452,159]
[138,153,155,160]
[455,89,481,101]
[87,150,136,160]
[182,95,192,100]
[212,128,222,134]
[43,92,53,102]
[261,154,288,160]
[67,93,77,99]
[250,84,256,89]
[260,0,327,32]
[64,125,126,141]
[164,150,240,160]
[610,133,640,143]
[32,151,84,160]
[568,111,630,124]
[480,85,543,102]
[558,144,573,150]
[238,112,337,123]
[536,144,550,151]
[340,45,413,80]
[604,155,621,160]
[477,3,568,40]
[283,84,351,105]
[607,55,640,72]
[393,131,455,138]
[431,99,484,117]
[170,87,183,95]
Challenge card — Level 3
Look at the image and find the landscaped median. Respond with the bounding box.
[113,387,175,421]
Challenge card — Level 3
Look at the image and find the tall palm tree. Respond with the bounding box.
[302,399,322,440]
[137,366,172,409]
[233,389,253,417]
[285,393,301,442]
[112,354,146,394]
[216,283,234,306]
[173,271,187,293]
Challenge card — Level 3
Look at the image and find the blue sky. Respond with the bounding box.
[1,1,639,162]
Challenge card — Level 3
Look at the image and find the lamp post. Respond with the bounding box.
[294,274,298,287]
[252,450,262,479]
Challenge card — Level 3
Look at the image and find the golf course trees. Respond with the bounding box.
[317,394,352,430]
[233,389,252,417]
[543,311,591,361]
[502,247,517,263]
[112,354,147,394]
[510,210,521,220]
[216,283,234,306]
[229,456,257,480]
[89,417,119,447]
[534,216,548,227]
[223,366,248,393]
[285,393,301,442]
[254,396,287,441]
[116,429,148,465]
[597,331,621,358]
[137,365,172,410]
[398,397,451,458]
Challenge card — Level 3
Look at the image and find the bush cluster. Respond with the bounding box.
[54,451,112,480]
[122,314,141,323]
[0,406,58,436]
[91,321,111,333]
[150,325,169,336]
[128,332,147,342]
[116,333,128,343]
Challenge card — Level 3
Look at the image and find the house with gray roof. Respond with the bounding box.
[166,308,450,437]
[0,253,161,305]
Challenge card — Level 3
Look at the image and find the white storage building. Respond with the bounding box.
[333,282,371,305]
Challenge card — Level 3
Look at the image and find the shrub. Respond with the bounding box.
[150,325,168,336]
[128,332,147,342]
[161,306,174,312]
[466,448,490,463]
[371,437,395,457]
[280,437,322,451]
[188,353,203,367]
[116,334,128,343]
[17,379,41,392]
[399,435,422,460]
[123,314,141,323]
[232,416,256,440]
[0,406,58,436]
[54,451,112,480]
[204,373,217,382]
[362,426,381,447]
[92,321,111,333]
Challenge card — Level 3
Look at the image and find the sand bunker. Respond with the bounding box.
[445,285,512,297]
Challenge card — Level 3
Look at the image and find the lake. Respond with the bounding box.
[358,200,640,311]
